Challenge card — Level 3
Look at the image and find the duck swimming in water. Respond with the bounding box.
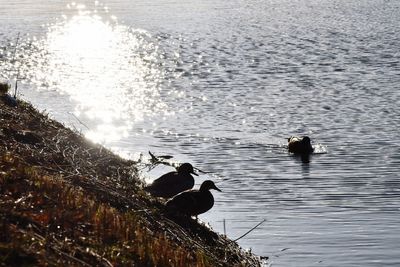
[166,180,221,217]
[144,163,198,198]
[287,136,314,154]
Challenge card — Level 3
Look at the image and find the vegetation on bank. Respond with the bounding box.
[0,93,263,266]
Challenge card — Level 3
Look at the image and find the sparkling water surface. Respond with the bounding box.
[1,1,400,266]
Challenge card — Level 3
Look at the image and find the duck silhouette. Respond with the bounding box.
[166,180,221,217]
[288,136,314,154]
[144,163,198,198]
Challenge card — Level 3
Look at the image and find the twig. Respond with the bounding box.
[11,33,20,62]
[143,151,175,171]
[71,147,80,162]
[51,246,92,267]
[223,219,226,236]
[5,32,22,98]
[68,112,90,130]
[83,248,114,267]
[148,151,173,165]
[147,151,212,175]
[8,32,20,78]
[193,166,210,174]
[233,219,266,242]
[14,73,18,98]
[149,151,173,160]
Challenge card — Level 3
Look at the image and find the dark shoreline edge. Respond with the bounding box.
[0,95,265,266]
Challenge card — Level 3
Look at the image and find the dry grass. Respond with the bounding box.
[0,152,210,266]
[0,96,263,267]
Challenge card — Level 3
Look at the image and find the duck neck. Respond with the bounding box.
[199,185,209,192]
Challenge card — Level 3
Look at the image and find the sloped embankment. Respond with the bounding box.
[0,95,263,266]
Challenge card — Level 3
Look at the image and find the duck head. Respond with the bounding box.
[301,136,311,145]
[200,180,221,192]
[177,163,198,176]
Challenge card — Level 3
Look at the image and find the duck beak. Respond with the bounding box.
[191,170,199,176]
[213,185,222,192]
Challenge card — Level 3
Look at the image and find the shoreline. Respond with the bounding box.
[0,94,264,266]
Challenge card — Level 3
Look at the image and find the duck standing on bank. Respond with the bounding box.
[144,163,198,198]
[287,136,314,154]
[166,180,221,217]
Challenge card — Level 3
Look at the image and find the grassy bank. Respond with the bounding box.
[0,94,264,266]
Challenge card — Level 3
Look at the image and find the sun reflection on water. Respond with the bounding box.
[8,3,167,143]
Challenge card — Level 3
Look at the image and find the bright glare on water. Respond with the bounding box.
[2,2,168,143]
[1,1,400,266]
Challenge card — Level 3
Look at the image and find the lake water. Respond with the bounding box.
[1,0,400,266]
